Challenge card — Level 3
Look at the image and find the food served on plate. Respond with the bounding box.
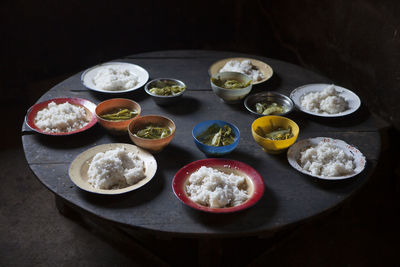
[255,102,288,115]
[34,101,89,133]
[299,142,355,177]
[134,124,172,139]
[92,66,139,91]
[185,166,249,208]
[196,123,235,147]
[211,76,252,89]
[300,84,348,114]
[148,80,186,96]
[87,147,146,189]
[219,59,265,82]
[99,107,138,121]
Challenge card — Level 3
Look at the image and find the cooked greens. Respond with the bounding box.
[257,125,293,140]
[100,108,138,121]
[135,125,171,139]
[211,77,252,89]
[196,124,235,146]
[255,102,286,115]
[148,80,185,96]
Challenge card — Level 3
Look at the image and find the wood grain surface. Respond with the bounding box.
[22,50,381,237]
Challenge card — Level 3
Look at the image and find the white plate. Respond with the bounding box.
[287,137,366,180]
[81,62,149,93]
[69,143,157,194]
[290,84,361,117]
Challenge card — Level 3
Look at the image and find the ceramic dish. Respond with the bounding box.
[192,120,240,156]
[290,83,361,117]
[209,57,273,85]
[252,115,299,154]
[69,143,157,194]
[287,137,366,180]
[25,97,97,136]
[81,62,149,94]
[95,98,141,135]
[210,72,253,103]
[172,158,264,213]
[128,115,176,153]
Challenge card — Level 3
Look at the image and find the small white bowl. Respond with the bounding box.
[210,72,253,104]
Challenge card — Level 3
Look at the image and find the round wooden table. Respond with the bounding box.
[22,50,381,238]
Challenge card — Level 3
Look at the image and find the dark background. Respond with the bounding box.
[3,0,400,130]
[1,0,400,266]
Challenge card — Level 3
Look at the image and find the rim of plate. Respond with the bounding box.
[81,62,149,94]
[25,97,98,136]
[68,143,157,195]
[208,57,273,85]
[290,83,361,117]
[172,158,265,213]
[287,137,366,180]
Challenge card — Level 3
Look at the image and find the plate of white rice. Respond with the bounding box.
[69,143,157,194]
[172,158,265,213]
[81,62,149,94]
[209,57,273,85]
[25,97,98,135]
[290,84,361,117]
[287,137,366,180]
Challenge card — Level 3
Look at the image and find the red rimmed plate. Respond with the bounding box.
[172,158,265,213]
[25,98,98,136]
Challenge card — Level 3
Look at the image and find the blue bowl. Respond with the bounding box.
[192,120,240,156]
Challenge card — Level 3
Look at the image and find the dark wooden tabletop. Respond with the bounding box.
[22,50,381,237]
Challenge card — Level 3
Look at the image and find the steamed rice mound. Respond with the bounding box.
[300,85,348,114]
[88,147,146,189]
[299,142,354,177]
[219,59,265,82]
[93,66,138,91]
[186,166,249,208]
[35,101,89,133]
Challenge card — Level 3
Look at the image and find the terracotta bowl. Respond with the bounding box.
[95,98,141,135]
[128,115,176,153]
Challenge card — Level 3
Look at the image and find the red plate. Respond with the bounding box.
[172,158,265,213]
[25,98,98,136]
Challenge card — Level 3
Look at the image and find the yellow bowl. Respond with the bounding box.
[251,116,299,154]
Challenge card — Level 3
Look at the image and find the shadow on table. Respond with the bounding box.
[291,103,371,129]
[86,87,149,103]
[155,143,198,170]
[252,73,282,93]
[183,186,278,232]
[298,160,373,193]
[76,171,166,208]
[154,96,201,115]
[32,124,106,149]
[228,150,267,170]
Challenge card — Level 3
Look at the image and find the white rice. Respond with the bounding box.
[300,85,348,114]
[219,59,265,82]
[93,66,138,91]
[35,101,89,133]
[299,142,355,177]
[186,166,249,208]
[88,147,146,189]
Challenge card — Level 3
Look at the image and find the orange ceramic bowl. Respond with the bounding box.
[95,98,141,135]
[128,115,176,153]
